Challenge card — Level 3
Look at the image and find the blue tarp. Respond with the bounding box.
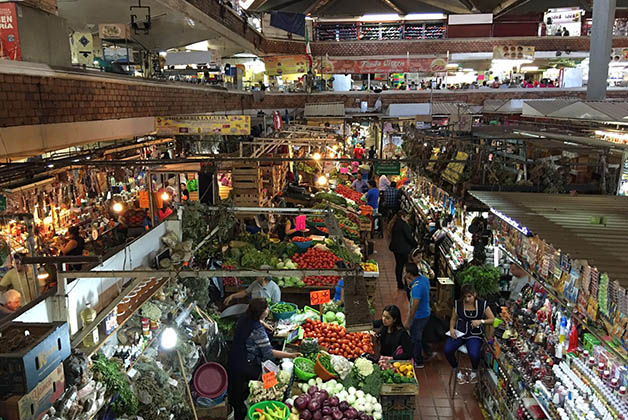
[270,11,305,36]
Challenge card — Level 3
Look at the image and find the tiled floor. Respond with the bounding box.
[370,237,485,420]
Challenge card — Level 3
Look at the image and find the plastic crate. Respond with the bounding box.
[383,409,414,420]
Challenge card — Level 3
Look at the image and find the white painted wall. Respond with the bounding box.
[15,220,181,335]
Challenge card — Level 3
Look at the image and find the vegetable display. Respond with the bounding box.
[291,383,383,420]
[293,237,313,242]
[295,358,316,374]
[292,248,342,287]
[248,370,292,404]
[335,184,364,203]
[272,303,296,313]
[317,353,337,375]
[360,261,378,272]
[251,402,289,420]
[302,319,374,359]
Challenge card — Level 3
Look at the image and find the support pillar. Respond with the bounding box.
[587,0,616,100]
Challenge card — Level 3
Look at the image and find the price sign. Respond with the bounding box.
[295,215,306,231]
[138,190,150,209]
[310,289,331,306]
[262,371,278,389]
[340,167,349,174]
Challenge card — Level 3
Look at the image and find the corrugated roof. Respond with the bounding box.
[304,102,345,117]
[522,99,577,117]
[469,191,628,287]
[482,99,524,113]
[547,101,628,123]
[431,102,470,116]
[585,101,628,122]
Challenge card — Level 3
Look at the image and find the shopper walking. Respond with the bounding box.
[404,263,431,369]
[379,181,400,220]
[444,284,494,383]
[388,211,418,289]
[228,299,300,420]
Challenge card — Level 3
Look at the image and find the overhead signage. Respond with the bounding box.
[374,161,401,176]
[544,9,582,24]
[155,115,251,136]
[316,57,447,74]
[492,46,534,60]
[166,51,214,66]
[98,23,130,40]
[264,55,308,76]
[70,32,94,67]
[442,151,468,184]
[0,3,20,61]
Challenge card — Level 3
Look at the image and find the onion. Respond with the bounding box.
[319,389,329,400]
[295,396,308,411]
[308,400,321,412]
[308,386,319,395]
[322,416,333,420]
[344,408,359,419]
[338,401,350,412]
[313,410,323,420]
[331,408,343,420]
[358,414,370,420]
[322,406,332,416]
[301,410,312,420]
[328,396,339,407]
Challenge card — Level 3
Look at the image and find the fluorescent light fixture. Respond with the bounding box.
[490,208,531,237]
[462,68,474,72]
[520,66,539,72]
[233,52,258,58]
[360,14,399,21]
[404,13,446,20]
[446,63,459,69]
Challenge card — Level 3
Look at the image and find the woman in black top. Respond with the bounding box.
[388,211,418,289]
[62,226,85,271]
[373,305,412,359]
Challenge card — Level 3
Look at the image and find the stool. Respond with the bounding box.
[448,344,469,398]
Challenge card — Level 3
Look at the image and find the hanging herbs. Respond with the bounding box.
[92,354,138,416]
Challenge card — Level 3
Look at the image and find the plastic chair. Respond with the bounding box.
[448,344,469,398]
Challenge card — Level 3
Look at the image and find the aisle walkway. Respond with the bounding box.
[371,238,485,420]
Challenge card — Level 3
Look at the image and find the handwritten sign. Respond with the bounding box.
[262,371,278,389]
[310,289,331,306]
[295,215,306,231]
[138,190,150,209]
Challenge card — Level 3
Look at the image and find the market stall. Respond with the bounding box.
[468,191,628,420]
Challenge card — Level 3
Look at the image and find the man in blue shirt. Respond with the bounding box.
[404,263,431,368]
[365,180,379,210]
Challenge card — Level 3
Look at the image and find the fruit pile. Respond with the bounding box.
[293,236,313,242]
[361,261,378,272]
[302,319,374,359]
[292,248,342,287]
[336,184,363,203]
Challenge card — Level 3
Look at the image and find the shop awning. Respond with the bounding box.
[469,191,628,287]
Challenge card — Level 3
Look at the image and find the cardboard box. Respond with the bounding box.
[0,363,65,420]
[0,322,71,394]
[197,397,229,420]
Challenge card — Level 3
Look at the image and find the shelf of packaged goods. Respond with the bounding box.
[75,277,169,358]
[497,245,628,365]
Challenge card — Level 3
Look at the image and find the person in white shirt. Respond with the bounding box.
[379,174,391,192]
[509,262,532,300]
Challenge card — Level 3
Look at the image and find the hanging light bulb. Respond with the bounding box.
[112,202,124,213]
[312,152,321,161]
[161,192,169,201]
[160,327,178,350]
[316,175,328,186]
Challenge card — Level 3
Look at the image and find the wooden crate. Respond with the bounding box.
[380,361,418,396]
[359,219,372,232]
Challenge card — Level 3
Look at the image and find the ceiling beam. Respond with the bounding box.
[248,0,270,11]
[417,0,473,14]
[458,0,479,12]
[305,0,334,15]
[378,0,406,15]
[493,0,529,17]
[249,0,309,12]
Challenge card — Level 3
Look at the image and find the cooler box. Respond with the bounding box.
[0,322,71,394]
[0,363,65,420]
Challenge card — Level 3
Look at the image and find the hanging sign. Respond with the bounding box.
[264,55,308,76]
[492,46,535,60]
[70,32,94,66]
[156,115,251,135]
[374,161,401,176]
[98,23,130,40]
[316,57,447,74]
[262,371,278,389]
[310,289,330,306]
[0,3,21,61]
[442,151,468,184]
[138,190,150,209]
[295,215,306,231]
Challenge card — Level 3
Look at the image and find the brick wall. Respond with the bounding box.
[23,0,57,15]
[2,71,628,128]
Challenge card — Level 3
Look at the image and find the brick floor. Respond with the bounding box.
[371,236,485,420]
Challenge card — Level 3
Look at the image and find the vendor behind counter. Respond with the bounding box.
[228,298,300,420]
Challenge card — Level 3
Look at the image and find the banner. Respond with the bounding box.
[156,115,251,135]
[0,3,20,61]
[264,55,308,76]
[442,151,469,184]
[492,45,534,60]
[70,32,94,66]
[316,57,447,74]
[98,23,130,40]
